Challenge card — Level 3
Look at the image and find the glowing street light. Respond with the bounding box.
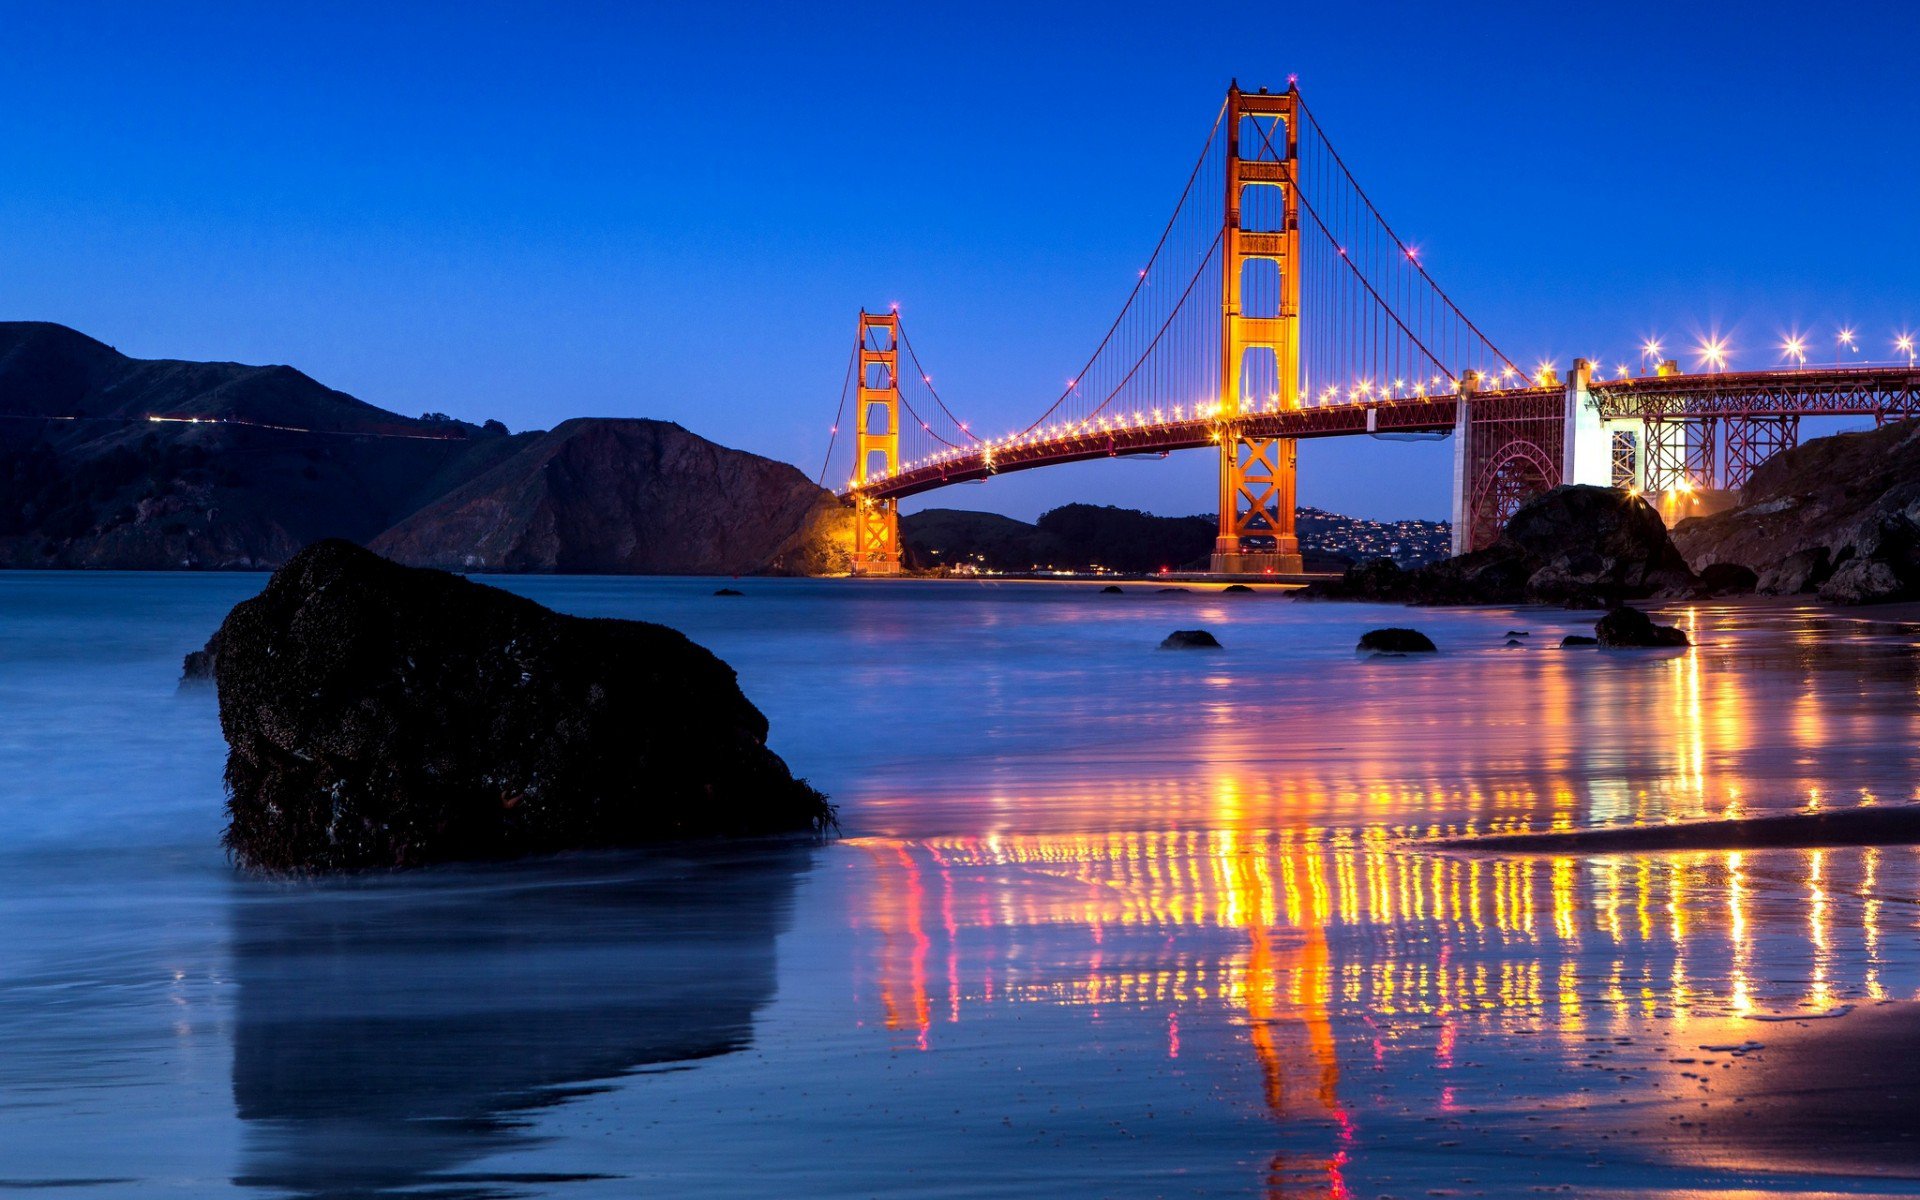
[1641,338,1663,369]
[1698,336,1729,373]
[1898,333,1915,366]
[1780,334,1808,366]
[1839,327,1858,354]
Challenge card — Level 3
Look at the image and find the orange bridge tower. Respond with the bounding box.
[1211,83,1304,576]
[851,309,903,575]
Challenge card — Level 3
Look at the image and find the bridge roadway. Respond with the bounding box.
[850,365,1920,504]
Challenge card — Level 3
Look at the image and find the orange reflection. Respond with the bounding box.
[853,738,1908,1194]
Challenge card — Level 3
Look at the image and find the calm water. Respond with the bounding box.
[5,573,1920,1197]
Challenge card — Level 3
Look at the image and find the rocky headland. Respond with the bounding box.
[213,540,829,872]
[1672,419,1920,604]
[1303,485,1698,607]
[0,322,849,574]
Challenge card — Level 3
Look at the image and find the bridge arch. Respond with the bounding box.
[1469,438,1557,552]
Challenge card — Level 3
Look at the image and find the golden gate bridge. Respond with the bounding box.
[819,83,1920,575]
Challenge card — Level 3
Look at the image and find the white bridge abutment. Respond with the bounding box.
[1563,359,1612,488]
[1448,388,1472,557]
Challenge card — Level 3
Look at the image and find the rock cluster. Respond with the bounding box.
[213,540,829,873]
[1302,485,1698,608]
[1672,419,1920,604]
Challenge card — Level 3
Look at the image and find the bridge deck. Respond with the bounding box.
[850,366,1920,504]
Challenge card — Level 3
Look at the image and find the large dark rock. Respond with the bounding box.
[1672,420,1920,605]
[214,540,829,873]
[1357,627,1436,654]
[1595,605,1690,648]
[1302,486,1697,607]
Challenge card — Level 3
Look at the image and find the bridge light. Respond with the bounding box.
[1615,363,1630,378]
[1698,336,1729,372]
[1897,333,1914,365]
[1839,327,1858,352]
[1641,338,1663,363]
[1780,334,1807,365]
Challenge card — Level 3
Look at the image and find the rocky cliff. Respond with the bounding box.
[1303,485,1698,607]
[371,418,850,576]
[0,322,849,574]
[1671,420,1920,604]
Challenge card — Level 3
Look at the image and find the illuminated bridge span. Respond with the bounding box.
[820,83,1920,575]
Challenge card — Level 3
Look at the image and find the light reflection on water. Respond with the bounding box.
[6,575,1920,1197]
[846,833,1920,1196]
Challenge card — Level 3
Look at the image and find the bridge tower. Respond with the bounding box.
[1211,83,1304,576]
[852,310,903,575]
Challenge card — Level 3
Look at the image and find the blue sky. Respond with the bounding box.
[2,1,1916,520]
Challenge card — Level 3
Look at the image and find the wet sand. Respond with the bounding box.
[1610,1002,1920,1179]
[1443,805,1920,854]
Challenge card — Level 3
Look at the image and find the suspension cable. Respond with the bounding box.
[897,317,980,441]
[1023,96,1230,432]
[1287,162,1454,383]
[817,334,858,486]
[1072,231,1223,425]
[897,388,966,451]
[1295,96,1521,376]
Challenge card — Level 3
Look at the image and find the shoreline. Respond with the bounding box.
[1441,804,1920,854]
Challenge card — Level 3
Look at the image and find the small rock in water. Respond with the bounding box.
[1221,583,1255,594]
[713,587,744,596]
[1504,637,1525,647]
[1595,606,1690,648]
[1157,586,1190,593]
[1159,629,1222,650]
[1562,634,1599,647]
[178,630,222,687]
[1100,584,1124,594]
[1358,627,1437,654]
